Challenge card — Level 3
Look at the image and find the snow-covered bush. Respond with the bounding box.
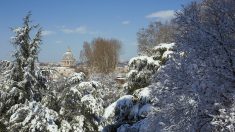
[102,43,176,131]
[7,101,59,132]
[0,86,26,127]
[102,87,156,131]
[89,73,126,107]
[211,106,235,131]
[125,43,175,93]
[66,72,86,85]
[153,43,175,64]
[55,80,105,132]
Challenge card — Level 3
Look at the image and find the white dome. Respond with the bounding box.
[62,48,76,61]
[60,48,76,67]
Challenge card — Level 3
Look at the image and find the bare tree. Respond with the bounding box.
[80,37,121,74]
[137,21,176,55]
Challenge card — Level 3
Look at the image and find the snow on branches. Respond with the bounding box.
[10,13,43,102]
[124,43,175,93]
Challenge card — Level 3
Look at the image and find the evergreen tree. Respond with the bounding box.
[11,12,43,101]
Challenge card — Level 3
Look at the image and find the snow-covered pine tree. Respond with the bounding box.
[10,12,43,101]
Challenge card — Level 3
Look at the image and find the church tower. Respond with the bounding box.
[60,48,76,67]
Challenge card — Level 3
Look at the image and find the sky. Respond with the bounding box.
[0,0,194,63]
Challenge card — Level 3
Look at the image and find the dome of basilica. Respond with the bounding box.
[61,48,76,67]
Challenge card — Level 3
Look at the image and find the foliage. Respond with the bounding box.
[137,21,176,55]
[1,0,235,131]
[80,37,122,74]
[10,12,44,102]
[124,43,175,93]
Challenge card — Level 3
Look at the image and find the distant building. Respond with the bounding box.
[115,73,126,84]
[115,65,128,73]
[55,67,75,77]
[60,48,76,67]
[38,48,78,80]
[115,62,129,73]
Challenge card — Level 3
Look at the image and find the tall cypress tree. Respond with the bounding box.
[11,12,43,101]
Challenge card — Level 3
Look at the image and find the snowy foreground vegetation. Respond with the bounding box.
[0,43,175,132]
[1,0,235,131]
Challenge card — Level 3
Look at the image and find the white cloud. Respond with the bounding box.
[122,20,130,25]
[146,10,175,22]
[61,26,88,34]
[60,26,100,36]
[42,30,55,36]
